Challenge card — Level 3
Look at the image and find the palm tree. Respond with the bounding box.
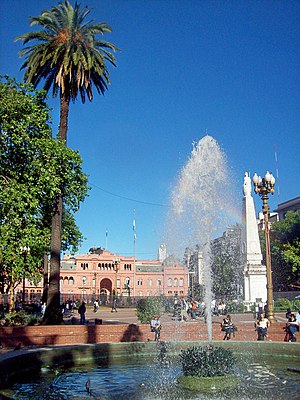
[16,0,118,323]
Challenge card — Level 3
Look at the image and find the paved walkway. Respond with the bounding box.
[66,305,287,326]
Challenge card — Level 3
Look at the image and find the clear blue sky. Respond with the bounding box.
[1,0,299,259]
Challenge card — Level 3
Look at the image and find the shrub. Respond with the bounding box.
[225,301,245,313]
[136,297,162,324]
[1,310,40,326]
[294,299,300,311]
[180,345,236,377]
[274,297,292,311]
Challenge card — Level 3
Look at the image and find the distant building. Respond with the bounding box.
[256,196,300,230]
[274,196,300,221]
[16,247,188,303]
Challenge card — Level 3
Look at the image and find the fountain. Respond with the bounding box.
[166,135,236,339]
[1,136,299,399]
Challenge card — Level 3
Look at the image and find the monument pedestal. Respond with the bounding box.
[242,173,267,306]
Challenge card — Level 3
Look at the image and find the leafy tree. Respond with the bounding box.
[16,1,118,321]
[0,77,88,313]
[269,211,300,291]
[136,297,162,324]
[211,225,243,300]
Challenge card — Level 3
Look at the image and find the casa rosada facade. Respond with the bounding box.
[59,248,189,301]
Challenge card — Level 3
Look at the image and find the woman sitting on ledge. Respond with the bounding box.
[150,315,162,342]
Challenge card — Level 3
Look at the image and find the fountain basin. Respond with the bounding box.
[178,374,239,391]
[0,341,299,399]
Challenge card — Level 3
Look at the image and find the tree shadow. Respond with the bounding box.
[120,324,142,342]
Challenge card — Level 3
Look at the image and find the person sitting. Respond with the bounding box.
[285,314,298,342]
[286,308,293,320]
[255,313,269,341]
[150,315,161,342]
[221,314,234,340]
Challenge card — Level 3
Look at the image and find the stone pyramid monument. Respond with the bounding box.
[242,172,267,306]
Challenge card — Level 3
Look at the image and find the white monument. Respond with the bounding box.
[242,172,267,306]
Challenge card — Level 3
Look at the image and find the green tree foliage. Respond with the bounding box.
[211,225,243,300]
[16,0,118,321]
[269,211,300,290]
[0,77,88,308]
[136,297,162,324]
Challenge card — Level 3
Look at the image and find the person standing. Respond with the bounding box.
[111,295,118,312]
[255,313,269,341]
[78,301,86,324]
[191,300,197,320]
[221,314,234,340]
[93,299,99,313]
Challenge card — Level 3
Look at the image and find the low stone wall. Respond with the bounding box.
[0,321,289,348]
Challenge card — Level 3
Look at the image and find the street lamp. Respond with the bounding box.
[252,171,276,323]
[112,258,120,294]
[189,271,195,298]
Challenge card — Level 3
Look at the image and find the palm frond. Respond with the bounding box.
[16,0,119,102]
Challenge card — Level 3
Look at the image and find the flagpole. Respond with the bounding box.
[133,209,136,298]
[105,229,108,250]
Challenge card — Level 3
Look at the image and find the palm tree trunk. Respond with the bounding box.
[44,95,69,324]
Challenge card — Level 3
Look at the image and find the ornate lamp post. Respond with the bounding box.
[252,171,276,323]
[112,258,120,294]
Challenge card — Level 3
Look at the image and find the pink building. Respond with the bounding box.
[59,247,189,302]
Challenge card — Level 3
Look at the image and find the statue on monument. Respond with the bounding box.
[243,172,252,197]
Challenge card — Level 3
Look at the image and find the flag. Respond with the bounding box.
[133,213,136,241]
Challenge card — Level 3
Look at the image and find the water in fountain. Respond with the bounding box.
[165,135,236,340]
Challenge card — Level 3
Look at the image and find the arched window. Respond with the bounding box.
[148,279,152,287]
[179,278,184,287]
[168,278,172,287]
[174,278,178,287]
[82,276,86,286]
[69,277,74,285]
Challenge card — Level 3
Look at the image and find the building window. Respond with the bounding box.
[82,276,86,286]
[148,279,152,286]
[167,278,172,287]
[157,279,161,286]
[167,291,172,295]
[69,277,74,285]
[179,278,184,287]
[174,278,178,287]
[116,279,120,288]
[137,280,143,286]
[81,263,88,270]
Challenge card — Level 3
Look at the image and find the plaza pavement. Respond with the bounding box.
[71,305,287,326]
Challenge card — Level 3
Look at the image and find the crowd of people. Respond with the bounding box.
[171,296,228,322]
